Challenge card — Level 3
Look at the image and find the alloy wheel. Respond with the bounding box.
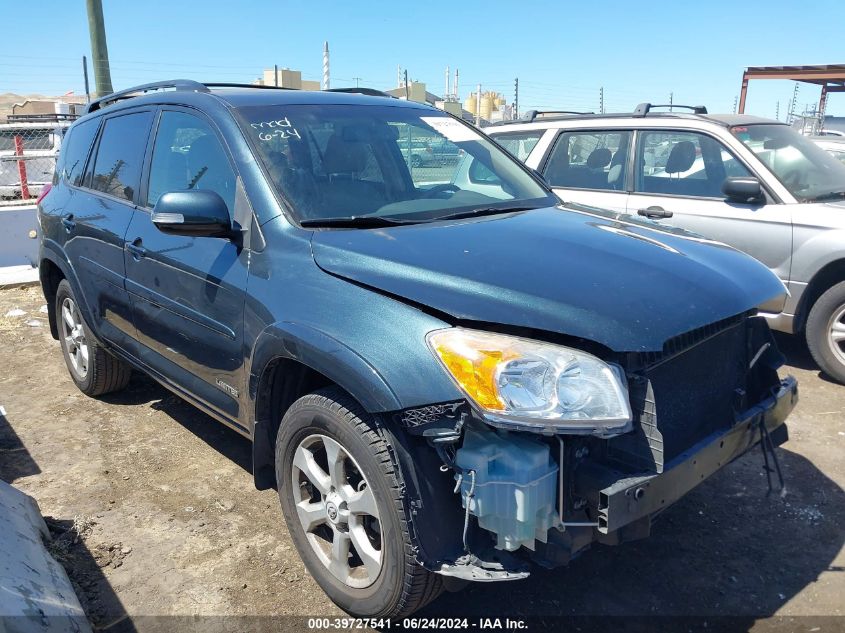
[291,434,383,588]
[61,297,89,379]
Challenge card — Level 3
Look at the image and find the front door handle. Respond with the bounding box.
[126,238,147,259]
[637,206,673,219]
[61,214,76,232]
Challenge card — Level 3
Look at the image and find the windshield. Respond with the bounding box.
[732,124,845,202]
[236,104,554,224]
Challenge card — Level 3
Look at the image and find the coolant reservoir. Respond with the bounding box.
[454,425,558,551]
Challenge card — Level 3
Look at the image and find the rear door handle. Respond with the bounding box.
[61,214,76,232]
[637,206,673,219]
[126,238,146,259]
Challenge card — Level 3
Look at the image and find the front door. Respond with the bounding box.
[629,129,792,314]
[541,129,632,213]
[124,108,248,422]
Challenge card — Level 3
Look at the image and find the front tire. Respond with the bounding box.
[55,279,132,396]
[806,280,845,384]
[275,387,442,617]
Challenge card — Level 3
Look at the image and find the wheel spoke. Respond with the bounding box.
[64,335,76,351]
[293,445,331,495]
[346,485,378,518]
[831,321,845,343]
[322,436,346,490]
[62,305,75,330]
[296,499,327,532]
[349,522,382,579]
[328,529,352,581]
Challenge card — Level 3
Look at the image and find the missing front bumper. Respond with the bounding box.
[577,376,798,534]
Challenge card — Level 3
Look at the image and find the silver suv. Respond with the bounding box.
[484,104,845,383]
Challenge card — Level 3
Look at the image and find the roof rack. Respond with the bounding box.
[85,79,210,114]
[5,113,79,123]
[524,109,593,122]
[327,87,396,98]
[203,82,294,91]
[633,102,708,117]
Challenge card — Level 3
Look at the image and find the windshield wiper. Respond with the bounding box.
[427,205,537,223]
[809,190,845,202]
[300,216,420,228]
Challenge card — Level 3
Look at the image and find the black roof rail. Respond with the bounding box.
[5,112,79,123]
[85,79,210,114]
[203,82,294,91]
[524,109,593,122]
[633,102,708,117]
[327,87,397,98]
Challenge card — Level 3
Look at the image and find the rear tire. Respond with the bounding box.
[55,280,132,396]
[275,387,443,617]
[806,280,845,384]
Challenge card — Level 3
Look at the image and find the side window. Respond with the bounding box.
[147,111,236,211]
[90,111,153,202]
[494,131,543,162]
[543,131,632,191]
[635,131,752,198]
[469,131,543,184]
[57,118,99,186]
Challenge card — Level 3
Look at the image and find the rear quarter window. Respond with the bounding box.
[57,119,100,186]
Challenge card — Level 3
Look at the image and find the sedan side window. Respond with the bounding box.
[147,111,236,211]
[542,131,632,191]
[635,131,753,198]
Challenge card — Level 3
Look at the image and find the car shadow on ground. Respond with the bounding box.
[774,332,842,386]
[100,373,253,476]
[0,406,41,483]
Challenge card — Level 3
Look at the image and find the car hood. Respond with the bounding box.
[310,205,786,352]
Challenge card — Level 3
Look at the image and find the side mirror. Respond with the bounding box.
[722,177,764,204]
[151,190,233,238]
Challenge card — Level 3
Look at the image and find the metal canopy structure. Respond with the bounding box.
[738,64,845,116]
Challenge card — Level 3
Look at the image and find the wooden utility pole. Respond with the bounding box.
[86,0,113,97]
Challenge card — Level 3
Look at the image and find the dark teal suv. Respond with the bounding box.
[38,80,797,618]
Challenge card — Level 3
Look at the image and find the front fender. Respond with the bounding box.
[248,320,403,414]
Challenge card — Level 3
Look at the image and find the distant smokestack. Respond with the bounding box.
[455,69,459,102]
[445,65,450,100]
[398,64,402,89]
[322,41,330,90]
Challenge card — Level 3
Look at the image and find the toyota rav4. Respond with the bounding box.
[38,81,797,618]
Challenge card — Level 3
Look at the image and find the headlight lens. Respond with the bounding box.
[426,328,632,434]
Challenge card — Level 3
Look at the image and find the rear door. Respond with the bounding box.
[540,129,632,213]
[124,108,249,422]
[629,129,792,313]
[64,109,154,349]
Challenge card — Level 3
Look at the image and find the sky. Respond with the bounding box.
[3,0,845,118]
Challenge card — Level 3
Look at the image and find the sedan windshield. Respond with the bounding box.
[732,124,845,202]
[236,104,554,224]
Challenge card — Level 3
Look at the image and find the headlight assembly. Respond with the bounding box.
[426,328,632,435]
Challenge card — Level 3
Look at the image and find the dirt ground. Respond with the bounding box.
[1,284,843,631]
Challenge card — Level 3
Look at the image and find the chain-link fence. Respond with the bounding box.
[0,116,76,205]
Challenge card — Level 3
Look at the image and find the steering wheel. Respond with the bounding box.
[421,183,461,198]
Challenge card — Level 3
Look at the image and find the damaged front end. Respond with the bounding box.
[391,314,797,581]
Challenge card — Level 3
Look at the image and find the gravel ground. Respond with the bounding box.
[1,284,843,631]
